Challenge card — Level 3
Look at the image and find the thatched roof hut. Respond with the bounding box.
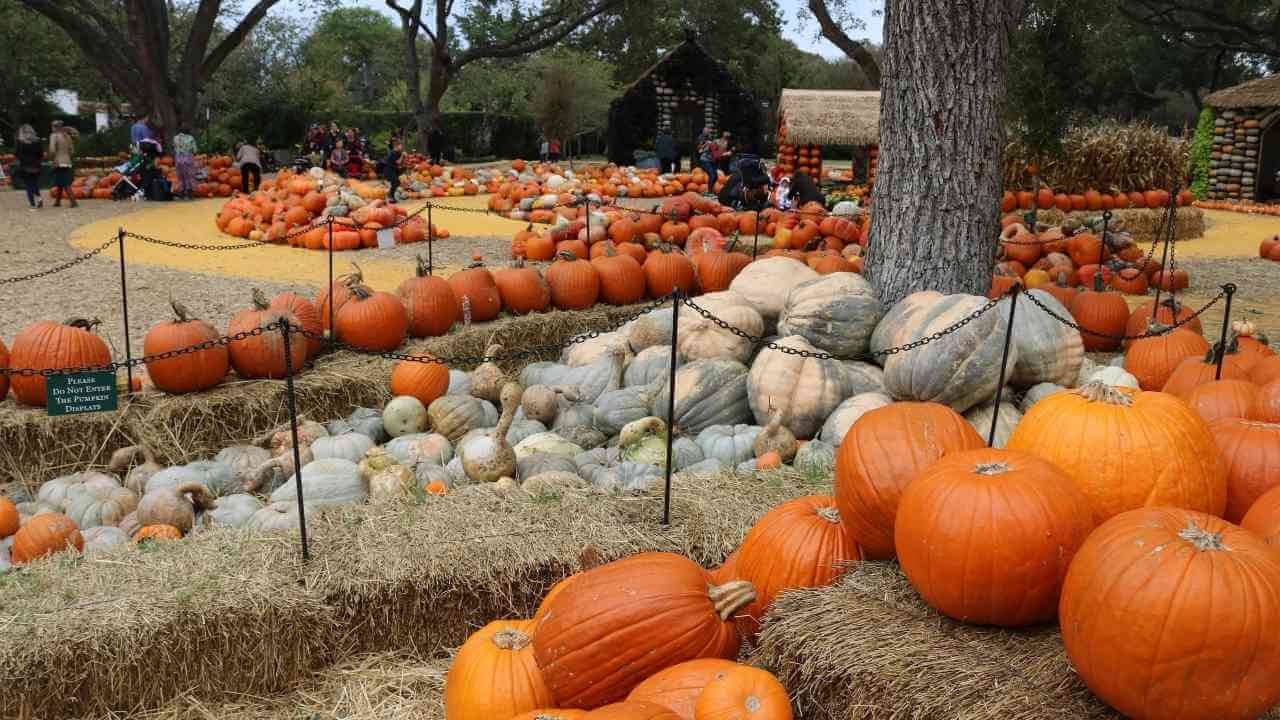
[776,89,881,147]
[1205,74,1280,109]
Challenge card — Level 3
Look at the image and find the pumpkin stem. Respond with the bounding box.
[467,260,486,270]
[170,297,193,323]
[250,288,270,310]
[177,481,218,512]
[415,254,433,277]
[1073,381,1135,406]
[1205,337,1240,364]
[708,580,757,621]
[491,627,532,651]
[66,317,102,332]
[107,444,145,474]
[974,462,1011,476]
[1178,520,1227,551]
[815,506,841,524]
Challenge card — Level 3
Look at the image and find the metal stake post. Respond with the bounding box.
[326,217,336,345]
[1215,284,1237,380]
[988,286,1019,447]
[280,319,310,561]
[427,203,434,274]
[662,289,681,526]
[117,227,134,394]
[752,209,760,259]
[584,195,591,244]
[1149,187,1178,313]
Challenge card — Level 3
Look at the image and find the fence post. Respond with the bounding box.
[427,203,434,274]
[752,209,760,259]
[1215,283,1237,380]
[1149,187,1177,314]
[116,227,133,395]
[326,217,336,346]
[988,286,1019,447]
[662,289,681,526]
[279,318,311,561]
[583,195,591,245]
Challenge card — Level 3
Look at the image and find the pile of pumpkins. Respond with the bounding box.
[1000,186,1195,212]
[52,154,238,200]
[212,167,451,248]
[1197,199,1280,217]
[488,161,725,216]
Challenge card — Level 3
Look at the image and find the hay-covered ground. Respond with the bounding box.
[0,469,828,719]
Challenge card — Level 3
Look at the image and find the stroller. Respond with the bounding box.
[112,138,170,201]
[717,154,772,211]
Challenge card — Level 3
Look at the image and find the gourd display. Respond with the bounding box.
[428,394,487,443]
[65,483,138,529]
[1060,508,1280,720]
[269,458,367,508]
[532,552,755,708]
[143,299,229,393]
[652,360,752,435]
[9,318,112,406]
[445,618,553,720]
[895,448,1094,626]
[777,272,884,358]
[676,293,763,365]
[749,336,882,439]
[136,481,216,533]
[1208,418,1280,523]
[878,293,1017,413]
[1007,382,1227,523]
[834,402,985,559]
[459,383,522,482]
[962,399,1022,448]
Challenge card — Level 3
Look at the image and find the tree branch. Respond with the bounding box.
[1117,0,1280,60]
[454,0,623,68]
[18,0,149,104]
[178,0,224,88]
[197,0,283,83]
[388,0,439,46]
[807,0,880,87]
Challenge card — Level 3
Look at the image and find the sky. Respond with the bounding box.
[285,0,883,60]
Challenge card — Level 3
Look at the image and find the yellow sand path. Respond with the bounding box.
[68,194,526,289]
[1181,209,1280,258]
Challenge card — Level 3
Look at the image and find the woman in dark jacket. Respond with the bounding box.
[788,170,825,207]
[14,124,44,209]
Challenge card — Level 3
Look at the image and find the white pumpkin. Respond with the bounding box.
[676,293,764,364]
[514,432,585,460]
[207,493,265,528]
[37,471,116,511]
[310,432,376,464]
[651,359,753,435]
[82,526,130,555]
[626,308,674,352]
[1000,290,1084,388]
[146,460,236,497]
[963,399,1023,449]
[795,440,837,475]
[269,458,367,508]
[369,465,415,501]
[215,445,272,480]
[728,257,819,332]
[447,370,473,396]
[1086,365,1140,389]
[625,346,671,388]
[383,395,429,438]
[562,331,633,367]
[819,392,893,445]
[696,424,763,466]
[1019,382,1065,412]
[592,462,661,495]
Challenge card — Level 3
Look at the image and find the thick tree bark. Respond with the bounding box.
[806,0,881,88]
[865,0,1025,307]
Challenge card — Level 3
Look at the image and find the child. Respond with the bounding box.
[383,140,405,203]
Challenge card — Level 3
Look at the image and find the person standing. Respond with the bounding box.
[48,120,77,207]
[696,126,717,185]
[235,140,262,194]
[539,136,549,164]
[130,115,154,150]
[384,139,405,203]
[15,124,44,209]
[656,126,675,175]
[548,137,561,163]
[172,127,199,199]
[717,131,734,175]
[429,126,446,164]
[329,139,349,178]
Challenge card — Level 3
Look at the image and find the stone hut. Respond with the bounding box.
[1205,75,1280,202]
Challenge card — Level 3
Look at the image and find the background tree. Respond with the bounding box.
[19,0,290,143]
[802,0,881,87]
[0,1,80,138]
[1117,0,1280,66]
[529,49,619,157]
[864,0,1026,305]
[298,8,404,111]
[386,0,622,152]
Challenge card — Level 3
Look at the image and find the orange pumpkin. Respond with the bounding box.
[446,619,554,720]
[1241,483,1280,545]
[582,701,682,719]
[10,512,84,564]
[592,247,647,306]
[270,292,324,358]
[333,276,408,352]
[644,246,697,298]
[1163,345,1254,399]
[693,665,792,720]
[133,524,183,543]
[1255,380,1280,422]
[1208,418,1280,523]
[399,255,460,336]
[143,299,229,394]
[0,496,18,539]
[1184,379,1260,424]
[546,251,601,310]
[625,659,740,720]
[1124,327,1210,391]
[448,263,503,322]
[494,259,553,315]
[8,318,112,406]
[227,289,307,379]
[389,358,449,407]
[1070,289,1129,352]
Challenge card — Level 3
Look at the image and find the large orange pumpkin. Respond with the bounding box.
[389,358,449,407]
[9,318,112,406]
[834,402,985,559]
[531,552,754,709]
[495,258,553,315]
[1060,508,1280,720]
[398,255,460,336]
[0,496,18,539]
[1209,418,1280,523]
[333,278,408,352]
[1069,288,1129,352]
[693,665,792,720]
[582,701,682,719]
[1241,483,1280,545]
[270,292,324,358]
[625,659,740,720]
[143,299,229,394]
[1162,345,1253,399]
[644,246,698,298]
[1253,356,1280,387]
[694,249,752,293]
[1184,379,1260,424]
[894,448,1094,626]
[10,512,84,564]
[733,495,861,639]
[1123,326,1210,390]
[1007,382,1227,523]
[448,263,503,322]
[446,618,554,720]
[227,290,307,379]
[546,251,601,310]
[592,248,647,306]
[1255,380,1280,422]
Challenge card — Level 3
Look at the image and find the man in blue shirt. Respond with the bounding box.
[130,115,154,150]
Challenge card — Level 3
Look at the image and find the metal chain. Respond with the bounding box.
[126,230,274,252]
[0,236,118,284]
[1021,285,1226,342]
[2,325,275,377]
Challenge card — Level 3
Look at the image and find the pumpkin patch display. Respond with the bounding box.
[1060,508,1280,720]
[1007,382,1227,523]
[895,448,1094,626]
[532,552,754,708]
[446,618,554,720]
[625,659,741,720]
[1208,418,1280,523]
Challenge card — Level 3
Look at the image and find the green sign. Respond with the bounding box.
[46,372,118,416]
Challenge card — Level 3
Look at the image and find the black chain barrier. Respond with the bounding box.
[0,236,118,284]
[1022,284,1228,342]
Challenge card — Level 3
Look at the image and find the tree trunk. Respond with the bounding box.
[865,0,1024,307]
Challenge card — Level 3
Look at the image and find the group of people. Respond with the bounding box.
[12,120,79,209]
[129,115,262,199]
[305,122,370,179]
[651,126,737,179]
[538,136,562,164]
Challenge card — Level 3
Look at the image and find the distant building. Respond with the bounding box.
[1204,75,1280,203]
[44,89,130,131]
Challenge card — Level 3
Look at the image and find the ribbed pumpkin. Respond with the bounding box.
[1209,418,1280,523]
[895,448,1094,627]
[143,299,228,394]
[694,249,752,293]
[1124,297,1203,346]
[1256,380,1280,422]
[546,251,601,310]
[445,618,554,720]
[315,264,360,331]
[834,402,985,559]
[399,255,461,335]
[693,665,792,720]
[227,290,307,379]
[1185,379,1260,424]
[644,245,698,298]
[510,710,587,720]
[625,659,741,720]
[10,512,84,564]
[389,358,449,408]
[1255,357,1280,387]
[133,524,183,543]
[584,701,682,720]
[734,495,861,639]
[1007,382,1227,523]
[333,276,408,352]
[531,552,754,709]
[1123,325,1210,390]
[1242,484,1280,545]
[494,258,553,315]
[269,292,324,357]
[449,262,503,322]
[1069,286,1129,352]
[1059,508,1280,720]
[1162,343,1253,398]
[9,318,112,406]
[592,246,646,306]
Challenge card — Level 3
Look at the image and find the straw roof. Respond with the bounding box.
[778,89,881,146]
[1206,74,1280,109]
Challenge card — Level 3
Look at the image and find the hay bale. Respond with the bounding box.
[1031,207,1204,244]
[0,469,822,718]
[751,562,1280,720]
[0,400,139,492]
